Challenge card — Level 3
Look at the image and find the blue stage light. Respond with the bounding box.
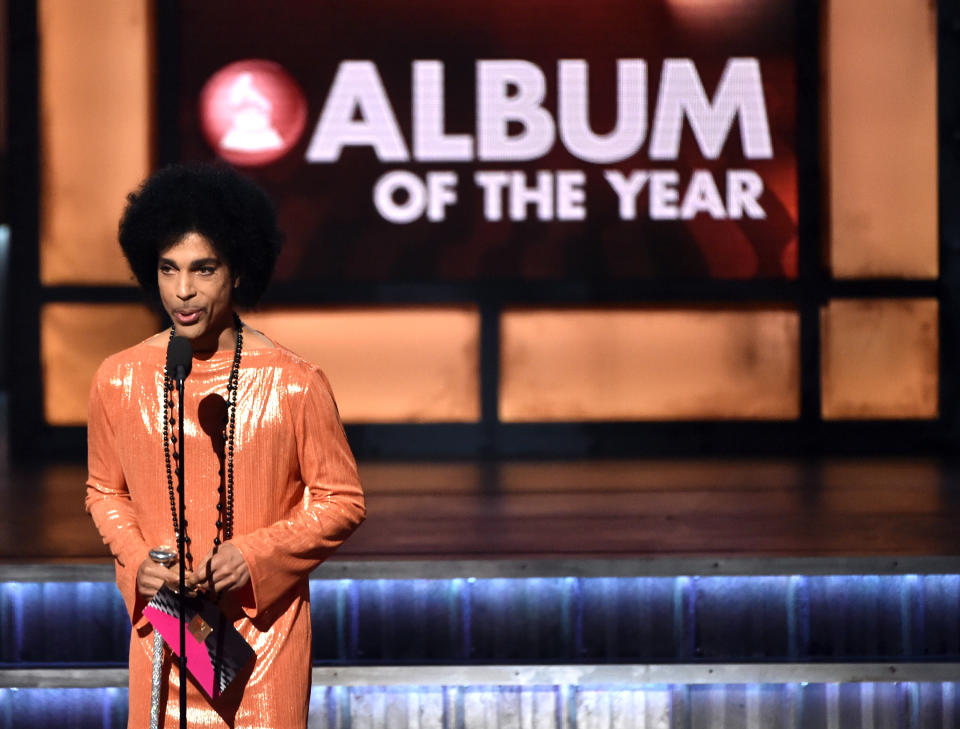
[8,682,960,728]
[4,575,960,665]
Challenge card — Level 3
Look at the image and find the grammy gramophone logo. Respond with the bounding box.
[199,60,308,167]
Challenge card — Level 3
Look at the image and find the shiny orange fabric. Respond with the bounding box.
[85,338,366,728]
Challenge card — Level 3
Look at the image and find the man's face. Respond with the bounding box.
[158,232,236,351]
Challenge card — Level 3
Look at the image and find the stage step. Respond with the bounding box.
[2,666,959,729]
[3,560,960,727]
[3,559,960,666]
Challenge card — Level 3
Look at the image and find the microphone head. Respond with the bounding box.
[166,335,193,379]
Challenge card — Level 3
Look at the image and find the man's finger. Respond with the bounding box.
[195,554,213,582]
[163,569,180,589]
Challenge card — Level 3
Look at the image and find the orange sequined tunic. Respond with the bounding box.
[85,339,365,728]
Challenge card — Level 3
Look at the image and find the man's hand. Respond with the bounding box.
[190,543,251,596]
[136,557,182,599]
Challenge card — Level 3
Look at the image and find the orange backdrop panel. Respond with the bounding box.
[42,303,160,425]
[38,0,150,285]
[500,308,800,421]
[826,0,937,278]
[820,299,938,419]
[243,307,480,423]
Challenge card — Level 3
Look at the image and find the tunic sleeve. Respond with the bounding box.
[231,367,365,617]
[84,370,152,625]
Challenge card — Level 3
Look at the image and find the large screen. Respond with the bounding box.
[170,0,797,284]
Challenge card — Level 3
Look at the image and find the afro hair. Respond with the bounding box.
[118,163,283,307]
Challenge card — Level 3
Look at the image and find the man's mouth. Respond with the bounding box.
[174,310,202,325]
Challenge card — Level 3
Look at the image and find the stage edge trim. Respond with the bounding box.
[5,556,960,583]
[2,664,960,689]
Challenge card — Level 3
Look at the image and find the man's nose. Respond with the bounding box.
[176,272,195,300]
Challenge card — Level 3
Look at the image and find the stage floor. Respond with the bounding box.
[3,452,960,563]
[2,391,958,563]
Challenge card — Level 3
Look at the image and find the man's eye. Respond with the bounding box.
[198,266,216,275]
[159,265,174,274]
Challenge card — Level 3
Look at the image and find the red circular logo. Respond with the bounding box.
[199,60,307,167]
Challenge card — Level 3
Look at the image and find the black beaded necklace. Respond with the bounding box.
[162,313,243,565]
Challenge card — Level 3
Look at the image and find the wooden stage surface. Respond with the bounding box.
[3,452,960,563]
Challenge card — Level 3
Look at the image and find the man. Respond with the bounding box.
[85,163,365,728]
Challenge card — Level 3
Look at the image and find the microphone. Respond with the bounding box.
[165,333,192,729]
[166,336,193,382]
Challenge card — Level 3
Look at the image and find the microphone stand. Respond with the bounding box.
[175,364,188,729]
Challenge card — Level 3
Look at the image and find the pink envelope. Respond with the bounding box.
[144,586,255,699]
